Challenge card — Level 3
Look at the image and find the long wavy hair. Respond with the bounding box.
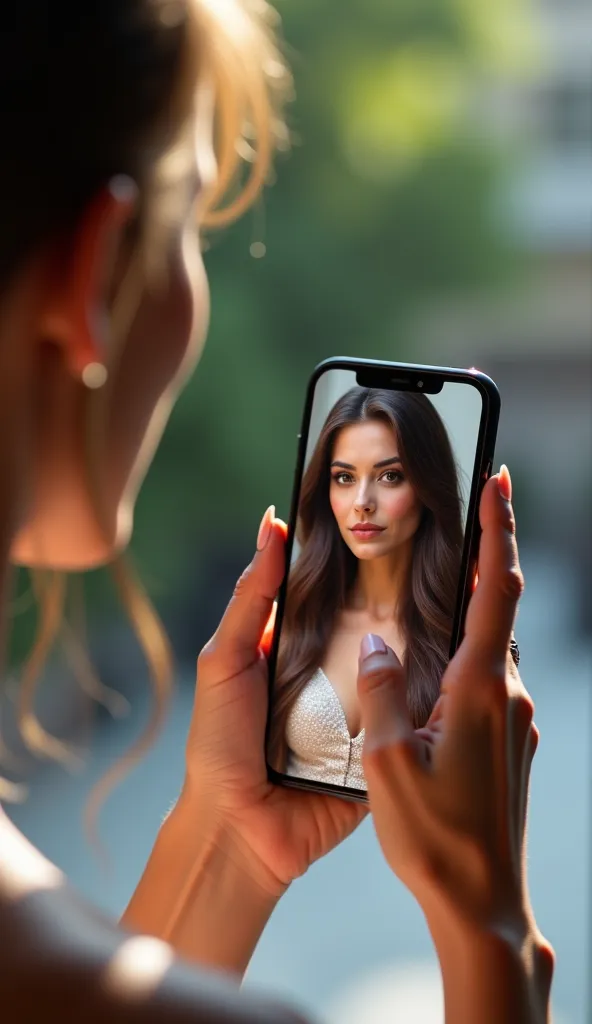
[270,386,464,769]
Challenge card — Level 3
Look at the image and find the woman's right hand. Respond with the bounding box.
[356,467,555,1022]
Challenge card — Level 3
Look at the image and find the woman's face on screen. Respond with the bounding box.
[329,419,422,561]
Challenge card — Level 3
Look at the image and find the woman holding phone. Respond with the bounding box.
[0,2,553,1023]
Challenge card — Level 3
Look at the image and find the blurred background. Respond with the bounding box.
[3,0,591,1020]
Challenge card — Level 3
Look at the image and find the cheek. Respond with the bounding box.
[105,241,209,507]
[330,488,351,527]
[382,487,421,525]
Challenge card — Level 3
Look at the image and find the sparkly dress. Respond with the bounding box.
[285,668,367,791]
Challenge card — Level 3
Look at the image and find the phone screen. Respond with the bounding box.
[267,364,494,795]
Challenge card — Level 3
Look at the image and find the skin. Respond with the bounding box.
[8,115,213,571]
[323,419,421,736]
[330,419,422,570]
[0,69,553,1024]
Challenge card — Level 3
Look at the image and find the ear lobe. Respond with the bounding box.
[39,175,138,381]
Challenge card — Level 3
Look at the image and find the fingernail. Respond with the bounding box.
[256,505,275,551]
[360,633,387,662]
[498,464,512,502]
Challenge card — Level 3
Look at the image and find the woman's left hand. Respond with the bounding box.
[183,506,366,898]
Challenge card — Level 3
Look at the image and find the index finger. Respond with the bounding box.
[462,467,524,674]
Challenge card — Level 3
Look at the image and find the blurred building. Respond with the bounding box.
[412,0,592,634]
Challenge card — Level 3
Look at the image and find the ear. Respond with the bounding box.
[39,175,138,382]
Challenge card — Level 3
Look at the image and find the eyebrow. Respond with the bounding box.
[330,456,402,470]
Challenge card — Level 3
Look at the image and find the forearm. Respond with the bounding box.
[427,907,555,1024]
[121,786,280,978]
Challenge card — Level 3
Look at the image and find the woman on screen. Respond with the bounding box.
[271,386,464,786]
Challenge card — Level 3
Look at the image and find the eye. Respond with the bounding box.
[380,469,404,484]
[332,471,354,485]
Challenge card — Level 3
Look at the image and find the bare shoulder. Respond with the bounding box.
[0,819,307,1024]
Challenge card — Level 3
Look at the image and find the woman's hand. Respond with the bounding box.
[356,468,554,1022]
[124,506,364,974]
[184,506,366,896]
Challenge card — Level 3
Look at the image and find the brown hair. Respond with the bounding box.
[0,0,290,836]
[270,387,464,769]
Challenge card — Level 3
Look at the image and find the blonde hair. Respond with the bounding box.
[4,0,290,853]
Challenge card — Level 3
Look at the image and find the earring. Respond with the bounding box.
[81,362,108,389]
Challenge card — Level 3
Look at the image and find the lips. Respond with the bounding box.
[350,524,385,533]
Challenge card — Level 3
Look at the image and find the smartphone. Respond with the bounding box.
[265,357,500,800]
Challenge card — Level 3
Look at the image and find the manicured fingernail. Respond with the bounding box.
[256,505,275,551]
[360,633,387,662]
[498,464,512,502]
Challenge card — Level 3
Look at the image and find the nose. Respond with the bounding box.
[353,485,376,515]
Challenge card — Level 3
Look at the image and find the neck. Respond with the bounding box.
[349,542,413,622]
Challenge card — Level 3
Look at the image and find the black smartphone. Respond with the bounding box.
[265,357,500,801]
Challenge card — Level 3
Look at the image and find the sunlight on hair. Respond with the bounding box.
[17,571,85,771]
[195,0,293,227]
[61,625,130,719]
[102,936,174,1001]
[83,557,175,868]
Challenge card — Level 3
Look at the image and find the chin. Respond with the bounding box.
[352,548,384,561]
[346,541,384,561]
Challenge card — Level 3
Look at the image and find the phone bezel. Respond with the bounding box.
[265,357,501,802]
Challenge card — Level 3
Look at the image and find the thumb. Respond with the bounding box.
[357,634,414,753]
[203,506,286,680]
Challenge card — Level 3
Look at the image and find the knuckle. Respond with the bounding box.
[197,637,219,674]
[233,564,254,599]
[504,504,517,536]
[363,737,413,782]
[361,744,390,786]
[515,691,535,724]
[535,937,556,988]
[358,664,393,695]
[482,670,510,712]
[529,721,540,757]
[197,640,213,666]
[500,565,525,602]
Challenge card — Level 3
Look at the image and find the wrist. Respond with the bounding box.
[122,785,281,976]
[176,775,290,902]
[425,902,554,1024]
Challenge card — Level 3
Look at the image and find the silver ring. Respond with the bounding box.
[510,637,520,667]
